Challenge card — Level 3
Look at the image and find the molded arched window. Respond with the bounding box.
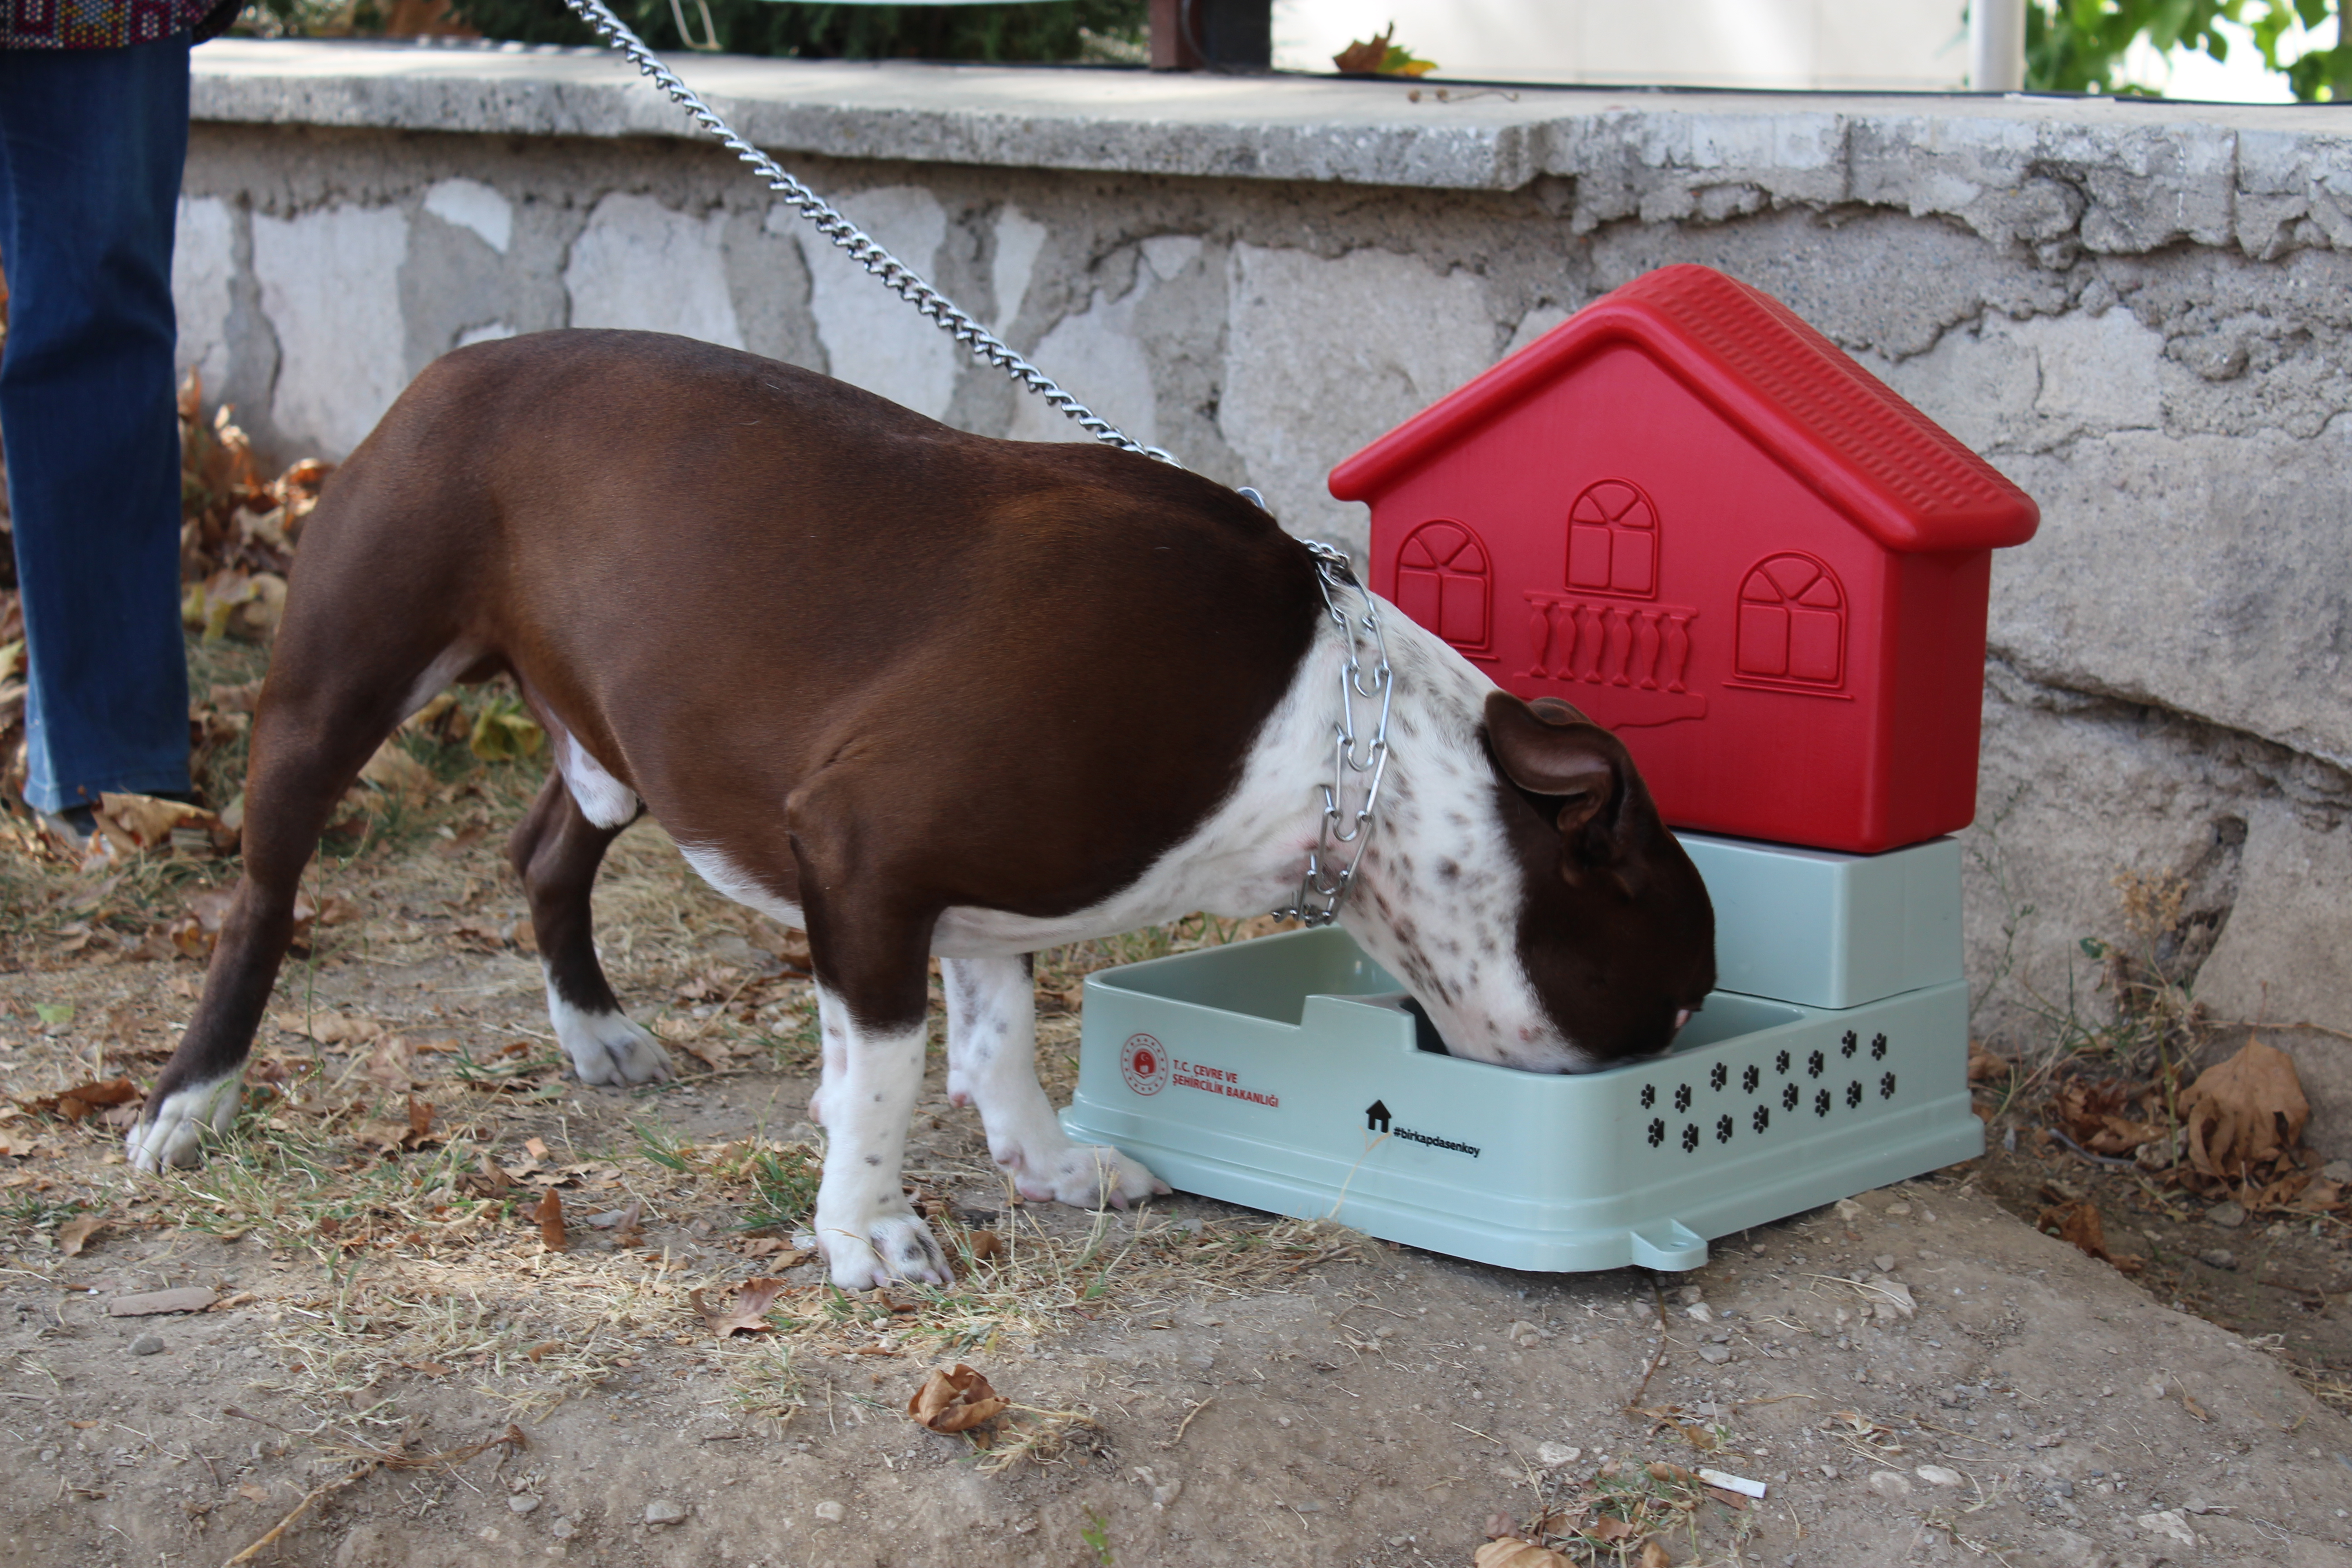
[1735,553,1846,688]
[1566,480,1659,599]
[1395,519,1492,655]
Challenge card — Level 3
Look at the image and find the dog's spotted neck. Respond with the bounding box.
[1333,613,1592,1075]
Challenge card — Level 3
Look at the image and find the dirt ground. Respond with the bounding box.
[2,694,2350,1568]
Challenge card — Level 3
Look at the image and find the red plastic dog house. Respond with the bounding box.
[1328,265,2039,854]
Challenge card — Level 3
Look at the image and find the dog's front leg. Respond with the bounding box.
[942,955,1168,1209]
[807,984,952,1289]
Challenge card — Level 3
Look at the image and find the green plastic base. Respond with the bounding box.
[1060,926,1981,1274]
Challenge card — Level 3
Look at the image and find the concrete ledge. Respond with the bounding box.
[193,38,2352,250]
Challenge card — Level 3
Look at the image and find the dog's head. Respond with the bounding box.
[1483,691,1715,1067]
[1343,678,1715,1073]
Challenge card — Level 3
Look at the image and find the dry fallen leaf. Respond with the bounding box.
[2036,1198,2142,1274]
[738,1237,812,1265]
[534,1188,565,1252]
[170,890,237,958]
[524,1137,550,1161]
[691,1277,789,1340]
[1474,1539,1573,1568]
[1333,29,1389,72]
[358,738,435,804]
[24,1077,140,1124]
[2178,1036,2309,1181]
[1332,26,1433,76]
[966,1229,1004,1264]
[1638,1541,1671,1568]
[906,1363,1009,1435]
[91,793,225,858]
[363,1035,419,1091]
[57,1213,105,1256]
[610,1200,644,1249]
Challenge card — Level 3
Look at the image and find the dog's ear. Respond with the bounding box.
[1484,690,1629,844]
[1524,696,1593,727]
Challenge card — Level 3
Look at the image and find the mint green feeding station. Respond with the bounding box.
[1058,833,1981,1274]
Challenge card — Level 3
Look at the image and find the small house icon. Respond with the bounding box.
[1366,1099,1392,1133]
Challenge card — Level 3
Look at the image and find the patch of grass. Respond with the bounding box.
[740,1143,821,1235]
[631,1120,694,1174]
[0,1192,90,1233]
[758,991,822,1074]
[449,1040,566,1090]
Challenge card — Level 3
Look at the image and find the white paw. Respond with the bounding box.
[547,992,672,1086]
[814,1204,954,1290]
[126,1077,242,1172]
[1005,1141,1170,1209]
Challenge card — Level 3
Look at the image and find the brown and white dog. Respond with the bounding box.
[128,330,1716,1289]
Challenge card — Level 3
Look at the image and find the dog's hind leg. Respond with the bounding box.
[508,772,671,1086]
[941,955,1167,1209]
[129,642,442,1171]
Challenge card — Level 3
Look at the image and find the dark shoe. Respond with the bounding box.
[35,804,98,853]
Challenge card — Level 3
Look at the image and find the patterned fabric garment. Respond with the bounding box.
[2,0,218,49]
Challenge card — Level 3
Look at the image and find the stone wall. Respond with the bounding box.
[181,41,2352,1151]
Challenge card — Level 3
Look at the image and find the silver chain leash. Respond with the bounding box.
[550,2,1396,919]
[558,0,1174,463]
[1274,542,1394,927]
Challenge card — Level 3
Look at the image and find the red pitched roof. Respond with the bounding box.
[1328,265,2039,554]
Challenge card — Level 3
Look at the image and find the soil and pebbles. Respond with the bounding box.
[1,781,2347,1568]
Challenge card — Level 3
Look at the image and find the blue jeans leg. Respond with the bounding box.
[0,34,193,813]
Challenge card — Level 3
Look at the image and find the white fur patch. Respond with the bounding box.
[546,719,640,830]
[676,842,804,929]
[807,996,952,1290]
[943,955,1163,1205]
[544,979,672,1084]
[126,1076,243,1172]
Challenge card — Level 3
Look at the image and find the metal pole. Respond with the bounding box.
[1970,0,2026,92]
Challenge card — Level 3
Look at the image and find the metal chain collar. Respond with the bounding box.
[558,0,1173,463]
[550,2,1394,923]
[1274,542,1394,927]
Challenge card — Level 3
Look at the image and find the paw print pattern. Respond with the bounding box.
[1681,1123,1700,1152]
[1715,1114,1734,1143]
[1880,1072,1897,1099]
[1641,1083,1656,1109]
[1752,1105,1770,1133]
[1870,1033,1889,1060]
[1648,1117,1666,1147]
[1807,1051,1825,1078]
[1710,1063,1728,1092]
[1774,1049,1791,1074]
[1813,1088,1832,1117]
[1841,1030,1859,1058]
[1741,1064,1761,1093]
[1782,1083,1800,1111]
[1674,1084,1693,1112]
[1846,1080,1864,1108]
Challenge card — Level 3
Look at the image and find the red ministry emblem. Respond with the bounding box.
[1121,1033,1170,1096]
